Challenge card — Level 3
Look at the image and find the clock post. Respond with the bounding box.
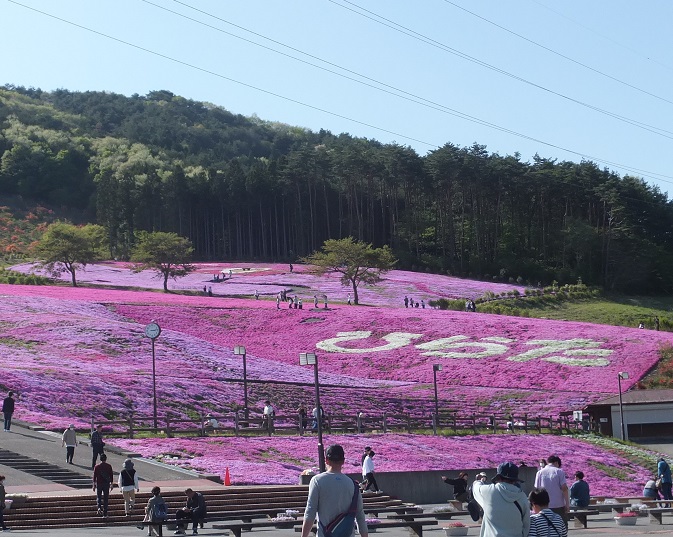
[144,321,162,429]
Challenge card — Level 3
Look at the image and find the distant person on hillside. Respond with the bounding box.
[289,264,293,273]
[569,471,590,508]
[442,472,470,503]
[2,391,15,431]
[347,294,352,305]
[313,295,318,308]
[62,424,78,464]
[276,295,280,309]
[207,286,212,297]
[262,400,275,430]
[174,488,207,535]
[404,296,409,308]
[0,475,10,531]
[118,458,140,516]
[90,424,105,469]
[421,300,425,309]
[297,403,308,430]
[638,322,645,329]
[139,485,167,537]
[254,289,259,300]
[92,453,114,518]
[655,317,660,331]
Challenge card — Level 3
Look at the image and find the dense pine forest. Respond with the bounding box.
[1,85,672,293]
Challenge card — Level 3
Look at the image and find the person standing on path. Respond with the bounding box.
[91,424,105,469]
[361,450,380,493]
[301,444,368,537]
[658,457,673,503]
[442,472,470,503]
[62,424,78,464]
[472,461,530,537]
[2,391,15,431]
[0,475,10,531]
[534,455,569,527]
[118,458,140,516]
[92,453,114,518]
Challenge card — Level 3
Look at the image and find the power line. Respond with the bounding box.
[442,0,673,106]
[327,0,673,139]
[529,0,673,74]
[5,0,673,185]
[138,0,673,183]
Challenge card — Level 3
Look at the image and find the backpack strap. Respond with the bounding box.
[540,512,561,537]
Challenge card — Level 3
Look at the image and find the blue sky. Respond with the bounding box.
[3,0,673,195]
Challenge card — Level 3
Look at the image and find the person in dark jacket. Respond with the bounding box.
[2,392,15,432]
[174,488,207,535]
[569,471,590,507]
[442,472,470,503]
[91,424,105,469]
[92,453,114,517]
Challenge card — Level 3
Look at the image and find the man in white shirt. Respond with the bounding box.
[361,451,380,493]
[534,455,569,527]
[262,400,275,430]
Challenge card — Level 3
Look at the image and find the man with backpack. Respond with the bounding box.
[301,444,368,537]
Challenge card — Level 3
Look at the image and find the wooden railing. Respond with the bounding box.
[88,410,598,439]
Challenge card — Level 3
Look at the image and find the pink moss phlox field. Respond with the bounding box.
[109,433,654,496]
[1,282,671,429]
[12,262,526,305]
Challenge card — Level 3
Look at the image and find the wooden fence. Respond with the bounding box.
[89,411,598,439]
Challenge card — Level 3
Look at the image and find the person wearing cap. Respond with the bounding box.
[62,424,78,464]
[301,444,368,537]
[441,472,470,503]
[118,458,140,516]
[471,461,530,537]
[534,455,569,526]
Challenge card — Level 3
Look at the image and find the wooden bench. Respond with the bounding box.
[568,509,600,528]
[387,511,468,522]
[213,518,302,537]
[589,502,632,513]
[298,519,438,537]
[363,505,422,516]
[646,507,673,524]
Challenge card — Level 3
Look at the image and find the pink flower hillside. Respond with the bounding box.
[109,433,656,496]
[12,262,527,306]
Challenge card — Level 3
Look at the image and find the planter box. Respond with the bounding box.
[445,527,469,536]
[614,516,637,526]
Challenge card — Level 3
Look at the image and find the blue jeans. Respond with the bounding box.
[661,481,673,501]
[3,412,12,431]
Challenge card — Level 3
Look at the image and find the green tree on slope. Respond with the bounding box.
[303,237,396,305]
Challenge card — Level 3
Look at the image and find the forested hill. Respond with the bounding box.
[1,85,673,293]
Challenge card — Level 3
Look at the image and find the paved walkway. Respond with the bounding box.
[0,421,225,496]
[4,509,673,536]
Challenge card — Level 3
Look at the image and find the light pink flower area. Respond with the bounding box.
[111,433,653,495]
[0,268,667,493]
[12,262,526,305]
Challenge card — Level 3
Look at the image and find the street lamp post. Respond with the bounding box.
[433,364,442,434]
[300,352,325,473]
[617,371,629,440]
[144,321,162,430]
[234,346,249,421]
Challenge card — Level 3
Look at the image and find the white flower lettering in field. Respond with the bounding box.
[416,335,512,359]
[508,339,611,367]
[316,331,423,353]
